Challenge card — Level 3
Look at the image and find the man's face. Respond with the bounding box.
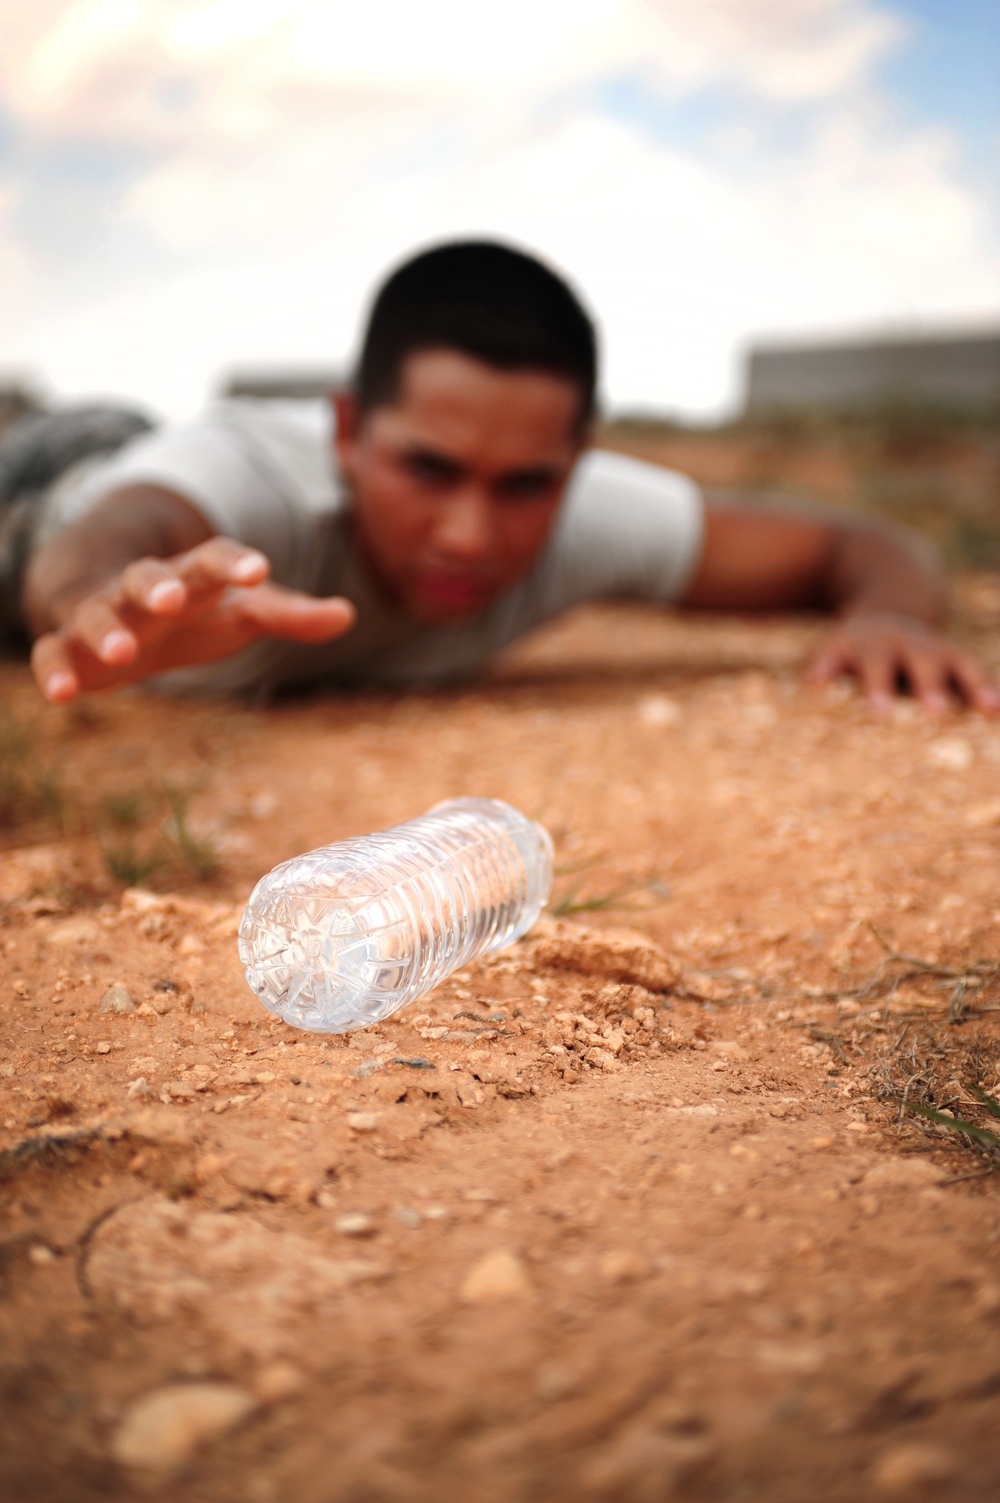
[334,348,586,624]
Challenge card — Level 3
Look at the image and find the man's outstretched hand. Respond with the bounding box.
[807,610,1000,715]
[31,537,356,703]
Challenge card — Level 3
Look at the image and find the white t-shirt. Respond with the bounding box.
[62,399,704,693]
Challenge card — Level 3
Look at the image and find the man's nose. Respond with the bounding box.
[433,487,494,561]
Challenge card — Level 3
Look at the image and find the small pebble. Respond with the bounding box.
[862,1158,940,1189]
[166,1080,197,1100]
[927,737,973,773]
[597,1250,650,1284]
[394,1206,423,1229]
[872,1441,958,1496]
[352,1060,382,1079]
[335,1212,375,1237]
[48,919,99,947]
[252,1361,305,1402]
[637,693,682,727]
[95,1042,112,1055]
[100,985,136,1015]
[536,1363,582,1401]
[460,1249,532,1304]
[112,1382,257,1470]
[346,1112,379,1133]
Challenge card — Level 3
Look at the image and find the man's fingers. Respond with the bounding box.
[806,639,851,686]
[173,539,270,593]
[68,596,140,664]
[887,638,1000,714]
[903,647,952,714]
[31,634,80,703]
[855,644,896,715]
[810,613,999,718]
[230,585,357,642]
[944,651,1000,714]
[119,557,187,614]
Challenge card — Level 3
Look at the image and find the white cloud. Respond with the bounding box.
[0,0,996,417]
[6,0,903,135]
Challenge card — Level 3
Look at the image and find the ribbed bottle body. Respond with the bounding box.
[238,798,553,1032]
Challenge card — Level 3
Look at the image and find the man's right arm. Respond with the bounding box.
[25,484,355,702]
[24,484,215,635]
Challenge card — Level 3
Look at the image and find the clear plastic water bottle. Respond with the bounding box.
[238,797,553,1033]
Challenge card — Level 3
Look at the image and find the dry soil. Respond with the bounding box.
[2,586,1000,1502]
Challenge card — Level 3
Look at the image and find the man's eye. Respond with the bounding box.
[497,472,557,499]
[404,452,459,484]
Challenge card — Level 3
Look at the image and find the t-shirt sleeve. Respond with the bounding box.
[528,449,704,613]
[57,419,305,588]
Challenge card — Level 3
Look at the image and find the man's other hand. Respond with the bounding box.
[689,495,999,715]
[30,537,356,702]
[807,610,1000,715]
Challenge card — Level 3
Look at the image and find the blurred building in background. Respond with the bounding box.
[220,369,343,401]
[744,330,1000,418]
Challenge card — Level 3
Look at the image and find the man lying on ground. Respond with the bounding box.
[7,240,997,713]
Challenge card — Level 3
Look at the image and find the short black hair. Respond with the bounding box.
[355,240,598,430]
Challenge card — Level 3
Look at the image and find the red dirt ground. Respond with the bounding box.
[2,581,1000,1502]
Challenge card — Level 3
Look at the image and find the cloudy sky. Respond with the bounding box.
[1,0,998,419]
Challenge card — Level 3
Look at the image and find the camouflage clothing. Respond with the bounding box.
[0,405,154,638]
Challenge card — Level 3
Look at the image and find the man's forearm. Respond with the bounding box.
[824,517,947,625]
[22,484,215,636]
[689,490,949,623]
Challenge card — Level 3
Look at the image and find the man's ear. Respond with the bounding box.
[332,388,361,473]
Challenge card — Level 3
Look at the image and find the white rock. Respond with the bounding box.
[335,1212,375,1237]
[112,1382,256,1470]
[872,1441,958,1496]
[597,1250,650,1284]
[964,797,1000,829]
[100,985,137,1015]
[252,1361,305,1402]
[48,919,100,947]
[862,1158,941,1189]
[581,1430,714,1496]
[460,1249,532,1304]
[927,737,973,772]
[637,694,682,728]
[166,1080,197,1100]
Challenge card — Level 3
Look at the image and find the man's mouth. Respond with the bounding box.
[416,571,494,610]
